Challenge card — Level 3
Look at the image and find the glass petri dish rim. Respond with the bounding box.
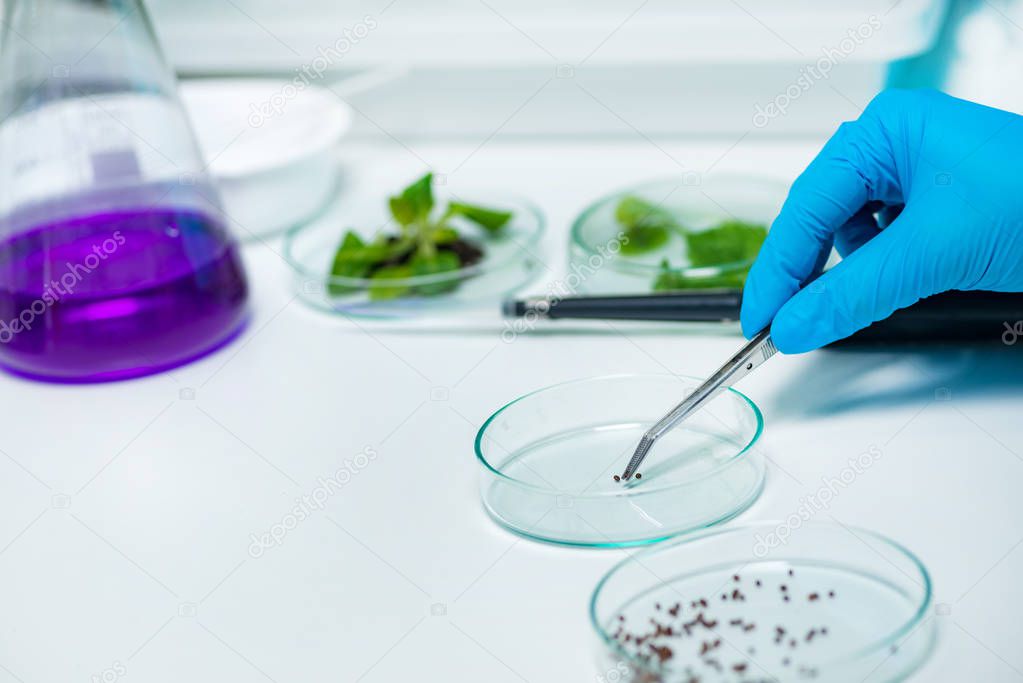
[281,193,546,291]
[474,373,765,498]
[569,174,787,278]
[481,475,766,550]
[589,520,934,671]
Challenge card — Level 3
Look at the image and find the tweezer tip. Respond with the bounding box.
[620,434,655,482]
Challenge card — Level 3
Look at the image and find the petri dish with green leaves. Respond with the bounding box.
[284,173,545,317]
[590,522,935,682]
[569,175,787,295]
[475,374,765,547]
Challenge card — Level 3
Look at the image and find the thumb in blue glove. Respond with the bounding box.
[740,89,1023,353]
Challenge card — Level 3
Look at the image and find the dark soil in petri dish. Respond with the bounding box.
[378,235,485,269]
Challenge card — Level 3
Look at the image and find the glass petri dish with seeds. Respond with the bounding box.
[474,374,765,547]
[590,522,935,682]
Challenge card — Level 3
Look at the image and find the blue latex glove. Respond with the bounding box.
[740,89,1023,353]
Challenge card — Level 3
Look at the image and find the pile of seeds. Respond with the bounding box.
[609,568,840,682]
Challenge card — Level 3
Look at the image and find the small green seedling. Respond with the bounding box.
[329,173,513,299]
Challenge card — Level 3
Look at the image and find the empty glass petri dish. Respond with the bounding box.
[590,522,935,682]
[475,374,765,547]
[569,175,786,295]
[283,192,544,318]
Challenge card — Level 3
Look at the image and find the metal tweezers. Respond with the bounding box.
[620,328,778,482]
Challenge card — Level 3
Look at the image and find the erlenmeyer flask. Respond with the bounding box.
[0,0,248,382]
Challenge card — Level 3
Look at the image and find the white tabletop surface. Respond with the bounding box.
[1,139,1021,683]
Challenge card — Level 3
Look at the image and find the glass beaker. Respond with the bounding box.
[0,0,249,382]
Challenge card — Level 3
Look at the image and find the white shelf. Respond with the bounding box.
[149,0,945,71]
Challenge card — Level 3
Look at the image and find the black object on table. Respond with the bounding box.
[503,290,1023,346]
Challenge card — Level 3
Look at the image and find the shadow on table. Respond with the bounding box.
[764,344,1023,421]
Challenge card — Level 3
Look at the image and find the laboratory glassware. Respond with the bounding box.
[591,522,935,682]
[475,374,764,547]
[284,190,543,318]
[0,0,248,382]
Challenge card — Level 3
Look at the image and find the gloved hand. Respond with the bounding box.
[740,89,1023,353]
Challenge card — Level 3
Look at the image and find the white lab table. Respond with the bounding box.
[0,140,1021,683]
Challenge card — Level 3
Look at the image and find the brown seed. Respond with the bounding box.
[733,574,740,582]
[829,591,836,598]
[634,473,642,479]
[613,474,621,482]
[649,643,673,663]
[809,593,820,602]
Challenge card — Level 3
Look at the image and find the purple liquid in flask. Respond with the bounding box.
[0,0,252,381]
[0,204,248,382]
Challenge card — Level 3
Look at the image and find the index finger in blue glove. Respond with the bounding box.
[768,202,955,353]
[740,94,903,338]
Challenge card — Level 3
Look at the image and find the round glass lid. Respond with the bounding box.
[475,374,765,547]
[590,522,935,682]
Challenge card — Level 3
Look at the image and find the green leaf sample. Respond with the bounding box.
[328,231,384,295]
[447,202,513,234]
[388,173,434,228]
[328,173,514,301]
[410,250,462,296]
[684,219,767,267]
[614,195,681,255]
[652,259,751,292]
[429,226,460,245]
[368,265,414,300]
[650,219,766,292]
